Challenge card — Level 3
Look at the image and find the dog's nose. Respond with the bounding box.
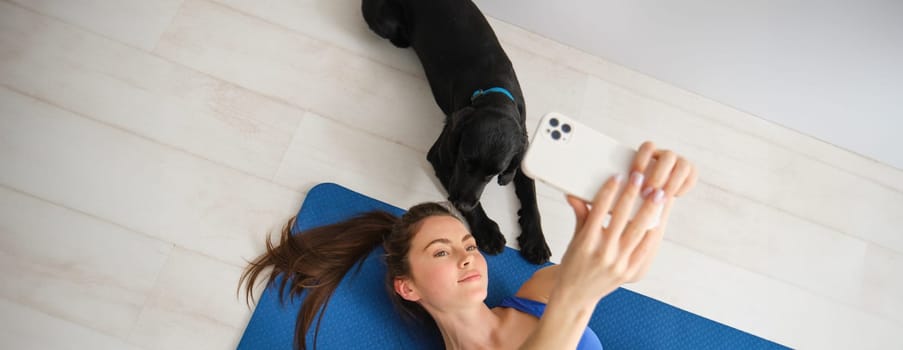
[454,200,477,212]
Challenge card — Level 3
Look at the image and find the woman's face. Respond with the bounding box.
[398,215,488,311]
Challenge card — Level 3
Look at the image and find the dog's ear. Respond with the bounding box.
[439,107,475,159]
[498,132,526,185]
[448,107,475,132]
[498,152,522,185]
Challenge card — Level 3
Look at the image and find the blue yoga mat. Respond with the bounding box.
[238,183,788,349]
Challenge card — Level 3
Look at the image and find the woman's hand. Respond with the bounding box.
[555,141,697,306]
[520,141,696,350]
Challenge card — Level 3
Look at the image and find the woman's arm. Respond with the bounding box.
[514,265,559,303]
[517,267,594,350]
[519,141,696,349]
[523,288,596,349]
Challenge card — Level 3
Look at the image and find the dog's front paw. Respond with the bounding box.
[474,219,506,255]
[516,213,551,264]
[517,234,551,264]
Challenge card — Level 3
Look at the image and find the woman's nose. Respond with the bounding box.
[460,252,472,268]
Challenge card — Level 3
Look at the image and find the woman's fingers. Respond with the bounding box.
[566,195,589,230]
[604,171,645,243]
[605,141,665,247]
[631,141,656,176]
[676,165,698,197]
[663,157,693,197]
[625,197,674,282]
[646,149,677,195]
[619,187,665,258]
[582,175,623,243]
[565,195,592,248]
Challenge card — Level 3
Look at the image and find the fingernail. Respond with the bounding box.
[631,172,644,187]
[653,189,665,204]
[642,187,654,197]
[613,174,624,183]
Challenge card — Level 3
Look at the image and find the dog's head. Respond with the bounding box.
[435,106,526,212]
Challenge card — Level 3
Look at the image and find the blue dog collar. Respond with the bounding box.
[471,87,515,103]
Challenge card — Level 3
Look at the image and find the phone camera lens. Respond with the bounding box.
[561,124,571,133]
[549,118,559,127]
[551,130,561,140]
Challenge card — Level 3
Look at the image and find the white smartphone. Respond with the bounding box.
[522,112,660,227]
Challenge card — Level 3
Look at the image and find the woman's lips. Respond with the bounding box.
[458,273,481,283]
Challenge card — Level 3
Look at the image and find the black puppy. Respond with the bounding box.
[362,0,551,263]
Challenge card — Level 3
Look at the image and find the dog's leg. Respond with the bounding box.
[460,203,506,255]
[514,170,551,264]
[361,0,410,48]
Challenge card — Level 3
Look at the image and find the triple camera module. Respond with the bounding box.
[545,117,571,142]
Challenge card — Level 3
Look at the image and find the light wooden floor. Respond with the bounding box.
[1,0,901,348]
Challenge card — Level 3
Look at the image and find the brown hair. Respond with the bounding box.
[239,202,461,350]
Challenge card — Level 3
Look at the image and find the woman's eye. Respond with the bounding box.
[433,251,448,258]
[466,245,477,251]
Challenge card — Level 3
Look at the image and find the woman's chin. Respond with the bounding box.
[469,285,488,302]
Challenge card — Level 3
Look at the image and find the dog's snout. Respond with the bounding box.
[449,188,479,212]
[454,200,478,212]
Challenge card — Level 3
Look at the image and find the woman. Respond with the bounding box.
[241,141,697,349]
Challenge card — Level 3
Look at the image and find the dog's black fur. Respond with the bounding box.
[362,0,551,263]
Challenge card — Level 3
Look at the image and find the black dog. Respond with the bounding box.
[362,0,551,263]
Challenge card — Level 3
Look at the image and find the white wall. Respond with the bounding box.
[476,0,903,169]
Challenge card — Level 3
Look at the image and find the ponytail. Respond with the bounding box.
[239,203,461,350]
[240,211,395,350]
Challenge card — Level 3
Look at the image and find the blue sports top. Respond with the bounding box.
[498,296,603,350]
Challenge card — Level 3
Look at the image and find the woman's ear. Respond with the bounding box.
[394,278,421,302]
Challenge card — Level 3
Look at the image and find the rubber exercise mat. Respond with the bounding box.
[238,183,788,349]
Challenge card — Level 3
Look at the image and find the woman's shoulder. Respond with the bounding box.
[514,265,559,304]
